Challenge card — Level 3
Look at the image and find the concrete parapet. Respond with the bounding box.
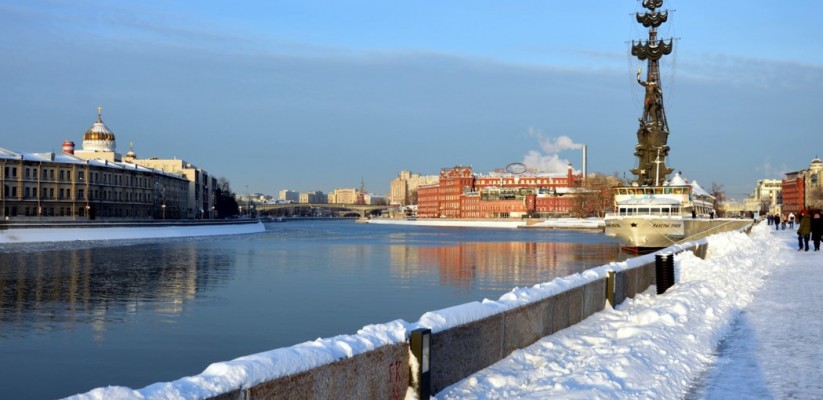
[502,297,554,355]
[211,343,409,400]
[430,313,504,394]
[582,278,607,319]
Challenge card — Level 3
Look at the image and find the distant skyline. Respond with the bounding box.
[1,0,821,200]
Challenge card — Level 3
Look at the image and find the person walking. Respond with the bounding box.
[810,209,823,251]
[788,212,796,229]
[796,209,811,251]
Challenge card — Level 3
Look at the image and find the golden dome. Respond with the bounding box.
[83,107,116,142]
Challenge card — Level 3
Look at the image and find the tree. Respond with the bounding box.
[568,173,623,218]
[711,182,726,217]
[214,177,239,218]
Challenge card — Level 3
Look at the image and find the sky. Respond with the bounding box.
[1,0,821,200]
[66,222,822,399]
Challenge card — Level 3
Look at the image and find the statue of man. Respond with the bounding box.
[637,67,661,116]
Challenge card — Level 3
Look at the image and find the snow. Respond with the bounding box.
[64,221,822,399]
[0,221,265,244]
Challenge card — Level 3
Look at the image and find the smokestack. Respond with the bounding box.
[62,140,75,155]
[582,144,587,183]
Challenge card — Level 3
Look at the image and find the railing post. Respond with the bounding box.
[410,328,431,400]
[606,270,616,307]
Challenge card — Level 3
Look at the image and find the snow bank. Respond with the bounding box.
[0,222,264,244]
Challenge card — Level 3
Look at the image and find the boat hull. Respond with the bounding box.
[604,217,752,249]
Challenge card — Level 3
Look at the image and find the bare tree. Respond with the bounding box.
[711,182,726,217]
[569,174,623,218]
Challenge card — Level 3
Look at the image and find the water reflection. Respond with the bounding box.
[393,241,625,290]
[0,242,234,340]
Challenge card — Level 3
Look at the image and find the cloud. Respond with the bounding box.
[521,129,583,173]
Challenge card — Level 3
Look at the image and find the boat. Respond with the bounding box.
[603,0,752,252]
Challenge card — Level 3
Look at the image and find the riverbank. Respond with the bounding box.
[364,217,604,230]
[0,219,264,244]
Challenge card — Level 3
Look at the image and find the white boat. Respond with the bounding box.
[604,173,751,251]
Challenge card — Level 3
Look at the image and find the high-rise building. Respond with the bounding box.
[389,170,439,206]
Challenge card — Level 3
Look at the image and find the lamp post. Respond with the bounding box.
[162,203,166,220]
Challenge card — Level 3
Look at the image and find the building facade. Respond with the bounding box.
[389,170,440,206]
[417,165,583,219]
[782,157,823,214]
[743,179,782,215]
[299,191,327,204]
[1,108,216,220]
[278,190,299,203]
[328,188,357,204]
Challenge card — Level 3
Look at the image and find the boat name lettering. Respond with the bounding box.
[652,223,682,228]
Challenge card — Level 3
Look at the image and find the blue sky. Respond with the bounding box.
[1,0,821,200]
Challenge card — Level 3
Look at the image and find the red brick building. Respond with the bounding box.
[782,171,805,215]
[417,165,583,219]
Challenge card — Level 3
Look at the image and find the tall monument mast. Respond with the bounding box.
[630,0,674,186]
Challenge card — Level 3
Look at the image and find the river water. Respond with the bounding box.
[0,220,626,399]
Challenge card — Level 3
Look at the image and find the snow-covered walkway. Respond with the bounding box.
[435,222,823,399]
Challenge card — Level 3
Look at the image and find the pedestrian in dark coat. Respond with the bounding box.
[797,209,811,251]
[811,210,823,251]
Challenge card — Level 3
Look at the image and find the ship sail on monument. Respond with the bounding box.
[604,0,752,251]
[631,0,674,186]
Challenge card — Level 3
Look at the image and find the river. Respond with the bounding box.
[0,219,626,399]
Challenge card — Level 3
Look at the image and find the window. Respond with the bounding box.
[59,170,64,180]
[12,167,17,177]
[25,168,30,178]
[78,171,84,181]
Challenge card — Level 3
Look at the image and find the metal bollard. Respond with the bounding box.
[410,328,431,400]
[655,253,674,294]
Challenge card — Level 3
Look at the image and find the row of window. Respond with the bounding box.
[4,205,162,218]
[4,165,171,190]
[2,185,175,203]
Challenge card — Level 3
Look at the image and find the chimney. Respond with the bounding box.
[62,140,75,155]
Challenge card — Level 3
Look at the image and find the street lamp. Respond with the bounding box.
[162,203,166,219]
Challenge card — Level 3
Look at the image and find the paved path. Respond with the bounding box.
[687,227,823,399]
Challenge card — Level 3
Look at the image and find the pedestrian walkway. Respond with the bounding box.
[434,223,823,399]
[686,227,823,399]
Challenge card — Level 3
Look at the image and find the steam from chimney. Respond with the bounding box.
[521,128,583,173]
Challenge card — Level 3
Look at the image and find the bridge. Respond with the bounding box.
[254,203,392,218]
